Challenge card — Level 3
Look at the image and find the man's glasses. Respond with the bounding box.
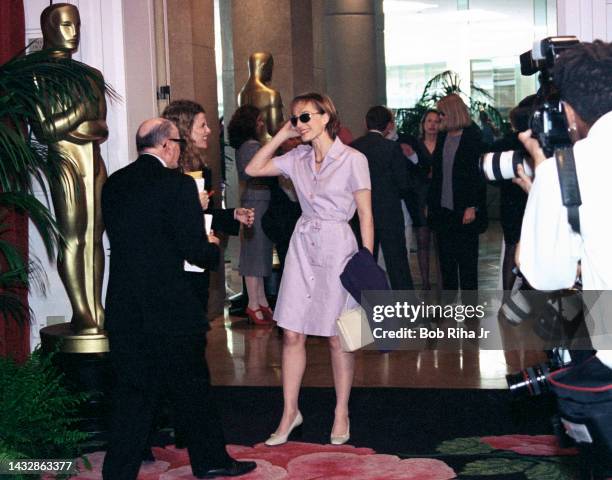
[169,138,187,149]
[290,112,323,127]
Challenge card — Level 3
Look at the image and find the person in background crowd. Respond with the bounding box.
[486,96,534,297]
[228,105,275,325]
[428,94,487,299]
[351,105,414,289]
[399,109,441,290]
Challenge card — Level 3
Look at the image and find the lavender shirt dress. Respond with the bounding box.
[272,137,371,337]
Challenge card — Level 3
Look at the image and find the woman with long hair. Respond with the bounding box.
[401,109,441,289]
[228,105,274,325]
[415,109,441,289]
[246,93,373,446]
[428,94,486,298]
[162,100,253,309]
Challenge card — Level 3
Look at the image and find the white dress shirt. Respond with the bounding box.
[519,111,612,366]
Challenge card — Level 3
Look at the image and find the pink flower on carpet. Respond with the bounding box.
[61,450,171,479]
[43,442,456,479]
[152,446,190,468]
[159,459,287,480]
[70,451,105,479]
[286,452,456,480]
[481,435,579,456]
[227,441,375,469]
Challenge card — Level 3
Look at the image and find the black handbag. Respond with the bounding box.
[549,355,612,477]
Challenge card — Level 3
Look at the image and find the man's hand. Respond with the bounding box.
[208,230,220,245]
[400,143,415,157]
[199,191,210,210]
[463,207,476,224]
[234,207,255,227]
[518,130,547,168]
[512,164,533,193]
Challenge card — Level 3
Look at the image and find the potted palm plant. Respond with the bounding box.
[0,47,115,476]
[395,70,507,138]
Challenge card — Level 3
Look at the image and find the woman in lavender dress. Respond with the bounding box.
[246,93,374,446]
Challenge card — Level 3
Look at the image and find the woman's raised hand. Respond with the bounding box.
[279,120,301,140]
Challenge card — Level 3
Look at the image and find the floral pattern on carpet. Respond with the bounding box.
[60,442,456,479]
[430,435,578,479]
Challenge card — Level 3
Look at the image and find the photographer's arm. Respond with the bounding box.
[517,157,581,291]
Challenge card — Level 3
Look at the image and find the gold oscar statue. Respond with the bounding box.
[36,3,108,353]
[237,52,284,142]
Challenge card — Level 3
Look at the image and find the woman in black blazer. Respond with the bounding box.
[428,94,487,297]
[162,100,254,312]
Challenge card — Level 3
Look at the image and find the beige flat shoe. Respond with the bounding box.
[330,420,350,445]
[264,411,303,446]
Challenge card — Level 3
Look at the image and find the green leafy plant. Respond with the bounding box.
[395,70,507,138]
[0,48,116,332]
[0,349,90,479]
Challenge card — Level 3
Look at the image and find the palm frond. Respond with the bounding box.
[396,70,506,137]
[0,192,60,260]
[0,290,28,324]
[0,48,118,199]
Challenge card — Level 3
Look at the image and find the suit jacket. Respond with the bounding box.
[428,123,488,232]
[102,154,220,337]
[351,131,414,230]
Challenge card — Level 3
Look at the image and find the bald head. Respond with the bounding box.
[136,118,181,168]
[136,118,175,152]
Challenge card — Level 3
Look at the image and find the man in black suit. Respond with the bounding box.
[351,106,414,290]
[101,118,256,479]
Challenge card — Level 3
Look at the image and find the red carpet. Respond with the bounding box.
[62,442,455,479]
[49,436,577,479]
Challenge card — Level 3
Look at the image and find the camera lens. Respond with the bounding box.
[500,289,533,325]
[506,363,554,398]
[481,151,533,181]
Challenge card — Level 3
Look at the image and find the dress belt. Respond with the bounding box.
[298,215,348,233]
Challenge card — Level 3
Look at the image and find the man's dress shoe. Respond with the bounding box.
[196,460,256,478]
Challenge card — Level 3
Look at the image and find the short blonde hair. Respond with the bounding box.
[437,94,472,131]
[290,92,340,139]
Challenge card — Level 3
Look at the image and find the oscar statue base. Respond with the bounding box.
[40,323,112,444]
[40,323,109,354]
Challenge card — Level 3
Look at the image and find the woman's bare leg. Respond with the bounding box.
[329,335,354,436]
[273,330,307,434]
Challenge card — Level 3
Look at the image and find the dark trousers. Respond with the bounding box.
[102,333,231,480]
[373,228,414,290]
[437,226,479,293]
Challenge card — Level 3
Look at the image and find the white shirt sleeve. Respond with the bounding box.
[518,157,582,291]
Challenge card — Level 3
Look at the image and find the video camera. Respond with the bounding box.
[481,36,579,181]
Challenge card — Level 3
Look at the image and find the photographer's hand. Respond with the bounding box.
[512,164,532,193]
[519,129,547,167]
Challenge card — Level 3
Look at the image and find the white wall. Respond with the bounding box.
[24,0,158,349]
[557,0,611,41]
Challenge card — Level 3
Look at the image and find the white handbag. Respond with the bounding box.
[336,307,375,352]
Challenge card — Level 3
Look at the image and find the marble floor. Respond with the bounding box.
[209,221,546,390]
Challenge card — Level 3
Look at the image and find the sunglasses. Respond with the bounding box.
[290,112,323,127]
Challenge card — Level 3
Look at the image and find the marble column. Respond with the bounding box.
[323,0,386,136]
[224,0,316,120]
